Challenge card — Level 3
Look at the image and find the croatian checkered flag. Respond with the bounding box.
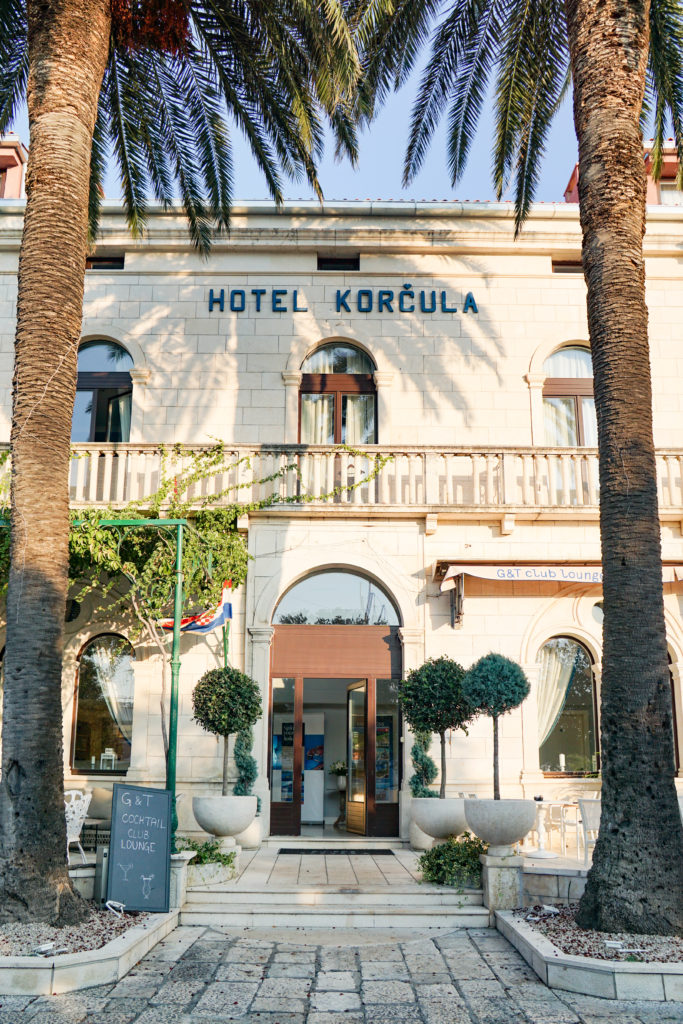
[159,581,232,634]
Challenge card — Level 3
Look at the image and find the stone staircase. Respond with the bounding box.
[181,885,490,929]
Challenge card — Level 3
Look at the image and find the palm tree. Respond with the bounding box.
[360,0,683,933]
[0,0,361,924]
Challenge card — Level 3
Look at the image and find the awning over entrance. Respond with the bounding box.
[439,563,683,590]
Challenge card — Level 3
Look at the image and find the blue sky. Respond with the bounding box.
[13,78,579,205]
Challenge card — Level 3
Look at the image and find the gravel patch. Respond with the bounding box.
[516,904,683,962]
[0,905,150,956]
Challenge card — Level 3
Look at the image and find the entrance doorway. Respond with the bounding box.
[268,570,403,839]
[270,673,401,837]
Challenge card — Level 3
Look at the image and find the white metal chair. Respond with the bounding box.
[578,798,601,865]
[65,790,91,864]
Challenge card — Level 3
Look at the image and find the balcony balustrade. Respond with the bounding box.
[2,444,682,517]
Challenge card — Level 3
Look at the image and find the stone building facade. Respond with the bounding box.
[1,174,682,841]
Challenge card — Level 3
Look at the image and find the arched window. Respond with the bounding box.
[273,570,400,625]
[299,343,376,444]
[537,636,598,774]
[72,635,135,773]
[543,346,597,446]
[72,341,133,443]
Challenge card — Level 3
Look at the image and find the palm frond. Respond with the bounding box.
[492,0,568,229]
[647,0,683,187]
[0,0,27,134]
[87,106,108,245]
[404,0,503,186]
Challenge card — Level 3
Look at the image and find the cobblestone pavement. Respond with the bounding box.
[1,925,683,1024]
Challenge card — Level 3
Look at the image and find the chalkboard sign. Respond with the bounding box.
[107,783,172,913]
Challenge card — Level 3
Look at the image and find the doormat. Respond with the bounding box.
[277,848,395,856]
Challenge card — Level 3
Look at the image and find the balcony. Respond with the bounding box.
[1,443,664,521]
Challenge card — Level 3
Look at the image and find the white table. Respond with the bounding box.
[527,800,559,858]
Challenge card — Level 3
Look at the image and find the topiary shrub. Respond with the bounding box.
[192,667,262,795]
[418,833,488,888]
[409,729,439,798]
[462,653,530,799]
[233,726,260,812]
[399,657,474,798]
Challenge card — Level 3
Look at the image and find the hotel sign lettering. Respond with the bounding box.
[208,286,478,315]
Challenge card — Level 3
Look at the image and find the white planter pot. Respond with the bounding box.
[192,795,257,848]
[409,819,434,851]
[464,798,537,856]
[410,797,467,840]
[187,861,238,887]
[336,775,347,791]
[235,815,262,849]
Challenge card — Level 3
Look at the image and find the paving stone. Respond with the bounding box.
[150,980,206,1004]
[309,991,362,1012]
[361,981,416,1004]
[415,982,460,1000]
[249,997,309,1013]
[408,972,453,985]
[465,997,527,1024]
[361,960,410,981]
[192,981,258,1016]
[420,1001,474,1024]
[13,1014,82,1024]
[443,956,496,980]
[166,961,218,982]
[319,952,358,971]
[459,979,508,999]
[403,955,447,973]
[266,962,316,978]
[129,961,175,975]
[0,996,37,1010]
[132,1010,191,1024]
[257,978,312,998]
[307,1014,364,1024]
[315,971,358,991]
[357,945,404,961]
[362,1009,424,1023]
[223,949,271,963]
[216,964,267,982]
[105,997,156,1015]
[77,1014,139,1024]
[108,975,166,999]
[183,941,227,961]
[272,952,316,963]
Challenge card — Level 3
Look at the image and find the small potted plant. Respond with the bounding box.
[399,657,475,841]
[177,837,238,887]
[329,760,348,790]
[191,666,262,849]
[461,653,536,855]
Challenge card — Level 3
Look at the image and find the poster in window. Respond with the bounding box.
[376,714,394,801]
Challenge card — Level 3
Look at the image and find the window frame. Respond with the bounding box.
[70,632,136,776]
[538,635,601,778]
[299,372,377,444]
[543,360,595,447]
[74,342,133,443]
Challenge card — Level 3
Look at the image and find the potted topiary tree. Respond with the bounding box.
[399,657,475,841]
[461,653,536,855]
[191,667,262,850]
[409,730,439,850]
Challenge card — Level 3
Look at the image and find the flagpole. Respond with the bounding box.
[167,521,184,847]
[222,621,230,670]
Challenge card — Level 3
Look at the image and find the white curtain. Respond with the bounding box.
[544,396,578,446]
[303,344,372,374]
[536,640,579,746]
[301,394,334,443]
[343,395,375,444]
[85,640,135,743]
[581,397,598,446]
[543,346,593,377]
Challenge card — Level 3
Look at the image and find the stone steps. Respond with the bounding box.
[181,885,489,928]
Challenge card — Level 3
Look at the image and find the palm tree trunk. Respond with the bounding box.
[0,0,110,923]
[565,0,683,933]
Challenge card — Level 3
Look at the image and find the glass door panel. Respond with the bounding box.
[270,677,302,835]
[346,681,366,834]
[375,679,400,805]
[301,394,334,443]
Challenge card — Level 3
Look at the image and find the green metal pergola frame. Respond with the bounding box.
[1,515,189,842]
